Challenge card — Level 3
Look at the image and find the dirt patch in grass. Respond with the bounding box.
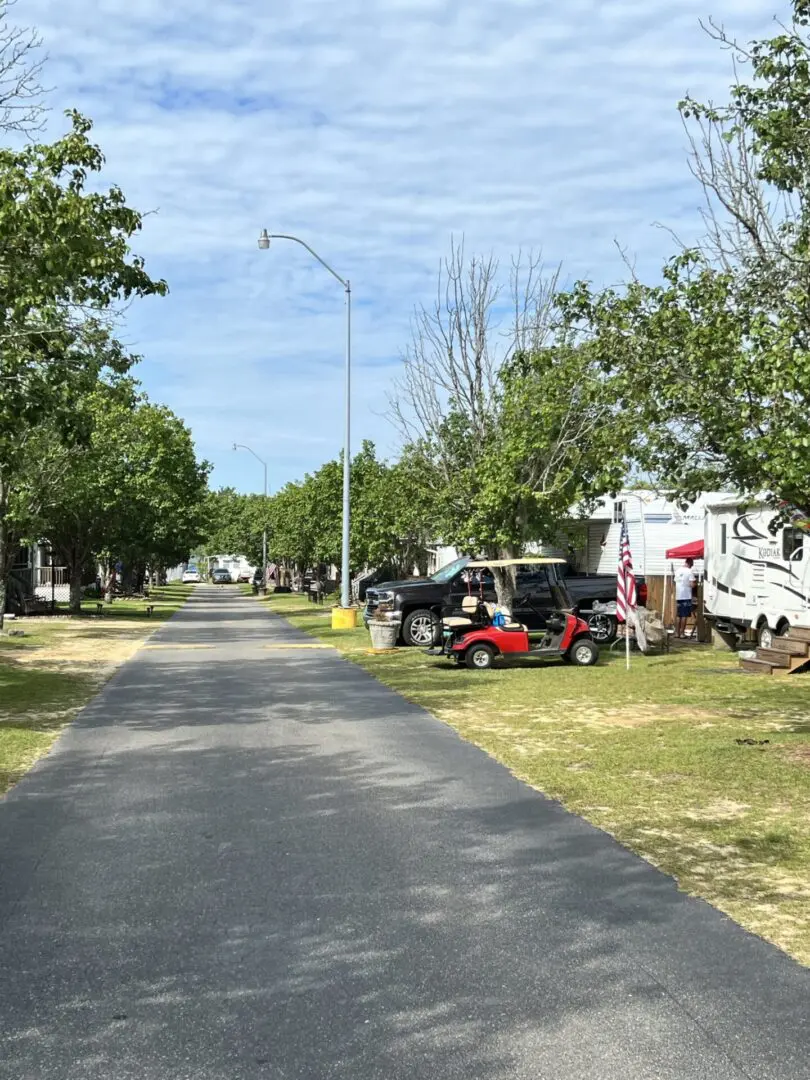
[10,620,151,672]
[786,745,810,767]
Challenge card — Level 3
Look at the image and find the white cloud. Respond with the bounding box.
[20,0,780,491]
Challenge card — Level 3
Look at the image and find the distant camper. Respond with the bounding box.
[704,499,810,648]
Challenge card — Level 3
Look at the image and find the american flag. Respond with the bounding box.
[616,517,636,623]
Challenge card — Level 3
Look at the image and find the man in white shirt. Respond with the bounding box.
[675,557,697,638]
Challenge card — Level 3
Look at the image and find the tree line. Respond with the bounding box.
[0,2,209,625]
[205,3,810,606]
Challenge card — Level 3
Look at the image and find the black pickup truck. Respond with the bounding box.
[363,559,647,646]
[558,569,647,644]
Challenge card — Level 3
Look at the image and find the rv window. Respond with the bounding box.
[720,524,727,555]
[783,528,804,563]
[613,500,625,524]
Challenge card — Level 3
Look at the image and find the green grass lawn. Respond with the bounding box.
[53,582,194,620]
[0,583,192,795]
[260,590,810,965]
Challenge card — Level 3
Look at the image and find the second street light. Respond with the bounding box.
[233,443,268,592]
[258,228,354,626]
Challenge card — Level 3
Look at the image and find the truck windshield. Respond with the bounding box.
[431,557,469,584]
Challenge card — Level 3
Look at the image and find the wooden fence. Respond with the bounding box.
[645,575,711,642]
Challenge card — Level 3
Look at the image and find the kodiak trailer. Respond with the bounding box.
[704,500,810,648]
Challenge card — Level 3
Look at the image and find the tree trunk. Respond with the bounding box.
[102,561,115,602]
[68,568,84,615]
[0,480,11,632]
[60,545,87,615]
[0,481,16,630]
[492,566,516,610]
[491,545,520,610]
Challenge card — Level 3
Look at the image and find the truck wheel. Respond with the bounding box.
[569,639,599,666]
[403,608,438,647]
[465,643,495,670]
[587,612,617,644]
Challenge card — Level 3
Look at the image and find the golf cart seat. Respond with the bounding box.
[444,595,481,629]
[482,603,526,632]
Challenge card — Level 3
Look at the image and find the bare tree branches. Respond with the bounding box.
[0,0,47,137]
[387,236,560,464]
[657,11,805,294]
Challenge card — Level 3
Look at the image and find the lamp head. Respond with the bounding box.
[258,229,270,250]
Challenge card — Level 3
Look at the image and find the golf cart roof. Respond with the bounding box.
[466,557,567,568]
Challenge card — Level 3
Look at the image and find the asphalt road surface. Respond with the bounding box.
[1,586,809,1080]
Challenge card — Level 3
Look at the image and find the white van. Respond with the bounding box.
[704,499,810,647]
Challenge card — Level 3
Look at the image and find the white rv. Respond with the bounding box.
[704,500,810,647]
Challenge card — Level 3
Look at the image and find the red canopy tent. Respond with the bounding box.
[661,539,705,631]
[665,539,704,560]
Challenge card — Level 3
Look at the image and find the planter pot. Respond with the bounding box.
[369,620,398,650]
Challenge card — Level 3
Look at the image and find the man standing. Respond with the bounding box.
[675,557,697,638]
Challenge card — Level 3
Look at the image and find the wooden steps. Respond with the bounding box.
[740,626,810,675]
[757,647,791,668]
[741,657,782,675]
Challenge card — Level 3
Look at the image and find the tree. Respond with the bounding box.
[389,239,630,605]
[0,114,167,622]
[0,322,139,623]
[559,1,810,515]
[266,482,315,572]
[34,382,209,613]
[355,445,438,578]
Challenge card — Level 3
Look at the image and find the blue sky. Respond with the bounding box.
[24,0,779,494]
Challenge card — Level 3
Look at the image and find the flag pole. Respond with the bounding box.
[623,512,631,670]
[626,609,631,670]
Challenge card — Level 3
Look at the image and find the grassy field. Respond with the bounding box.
[259,590,810,965]
[0,583,192,795]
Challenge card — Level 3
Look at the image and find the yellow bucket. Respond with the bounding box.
[331,606,357,630]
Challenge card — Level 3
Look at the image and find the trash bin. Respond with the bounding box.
[369,619,398,650]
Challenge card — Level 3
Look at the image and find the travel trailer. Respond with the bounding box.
[704,499,810,647]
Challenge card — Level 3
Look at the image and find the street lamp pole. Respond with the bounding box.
[233,443,268,590]
[258,229,352,611]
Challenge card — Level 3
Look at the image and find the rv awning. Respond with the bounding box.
[665,539,704,560]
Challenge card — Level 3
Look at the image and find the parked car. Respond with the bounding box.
[364,556,579,647]
[211,568,232,584]
[236,569,253,583]
[182,567,201,584]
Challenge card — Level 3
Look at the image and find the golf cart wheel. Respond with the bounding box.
[569,639,599,666]
[403,608,438,647]
[587,612,617,645]
[465,643,495,671]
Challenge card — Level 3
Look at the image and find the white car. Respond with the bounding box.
[182,568,201,583]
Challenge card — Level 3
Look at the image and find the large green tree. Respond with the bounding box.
[389,239,631,605]
[559,1,810,514]
[33,381,209,612]
[0,113,166,621]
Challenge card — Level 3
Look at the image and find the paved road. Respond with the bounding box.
[1,586,808,1080]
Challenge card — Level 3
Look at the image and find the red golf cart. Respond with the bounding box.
[428,558,599,671]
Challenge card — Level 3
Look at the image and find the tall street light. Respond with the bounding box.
[233,443,268,591]
[258,229,352,616]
